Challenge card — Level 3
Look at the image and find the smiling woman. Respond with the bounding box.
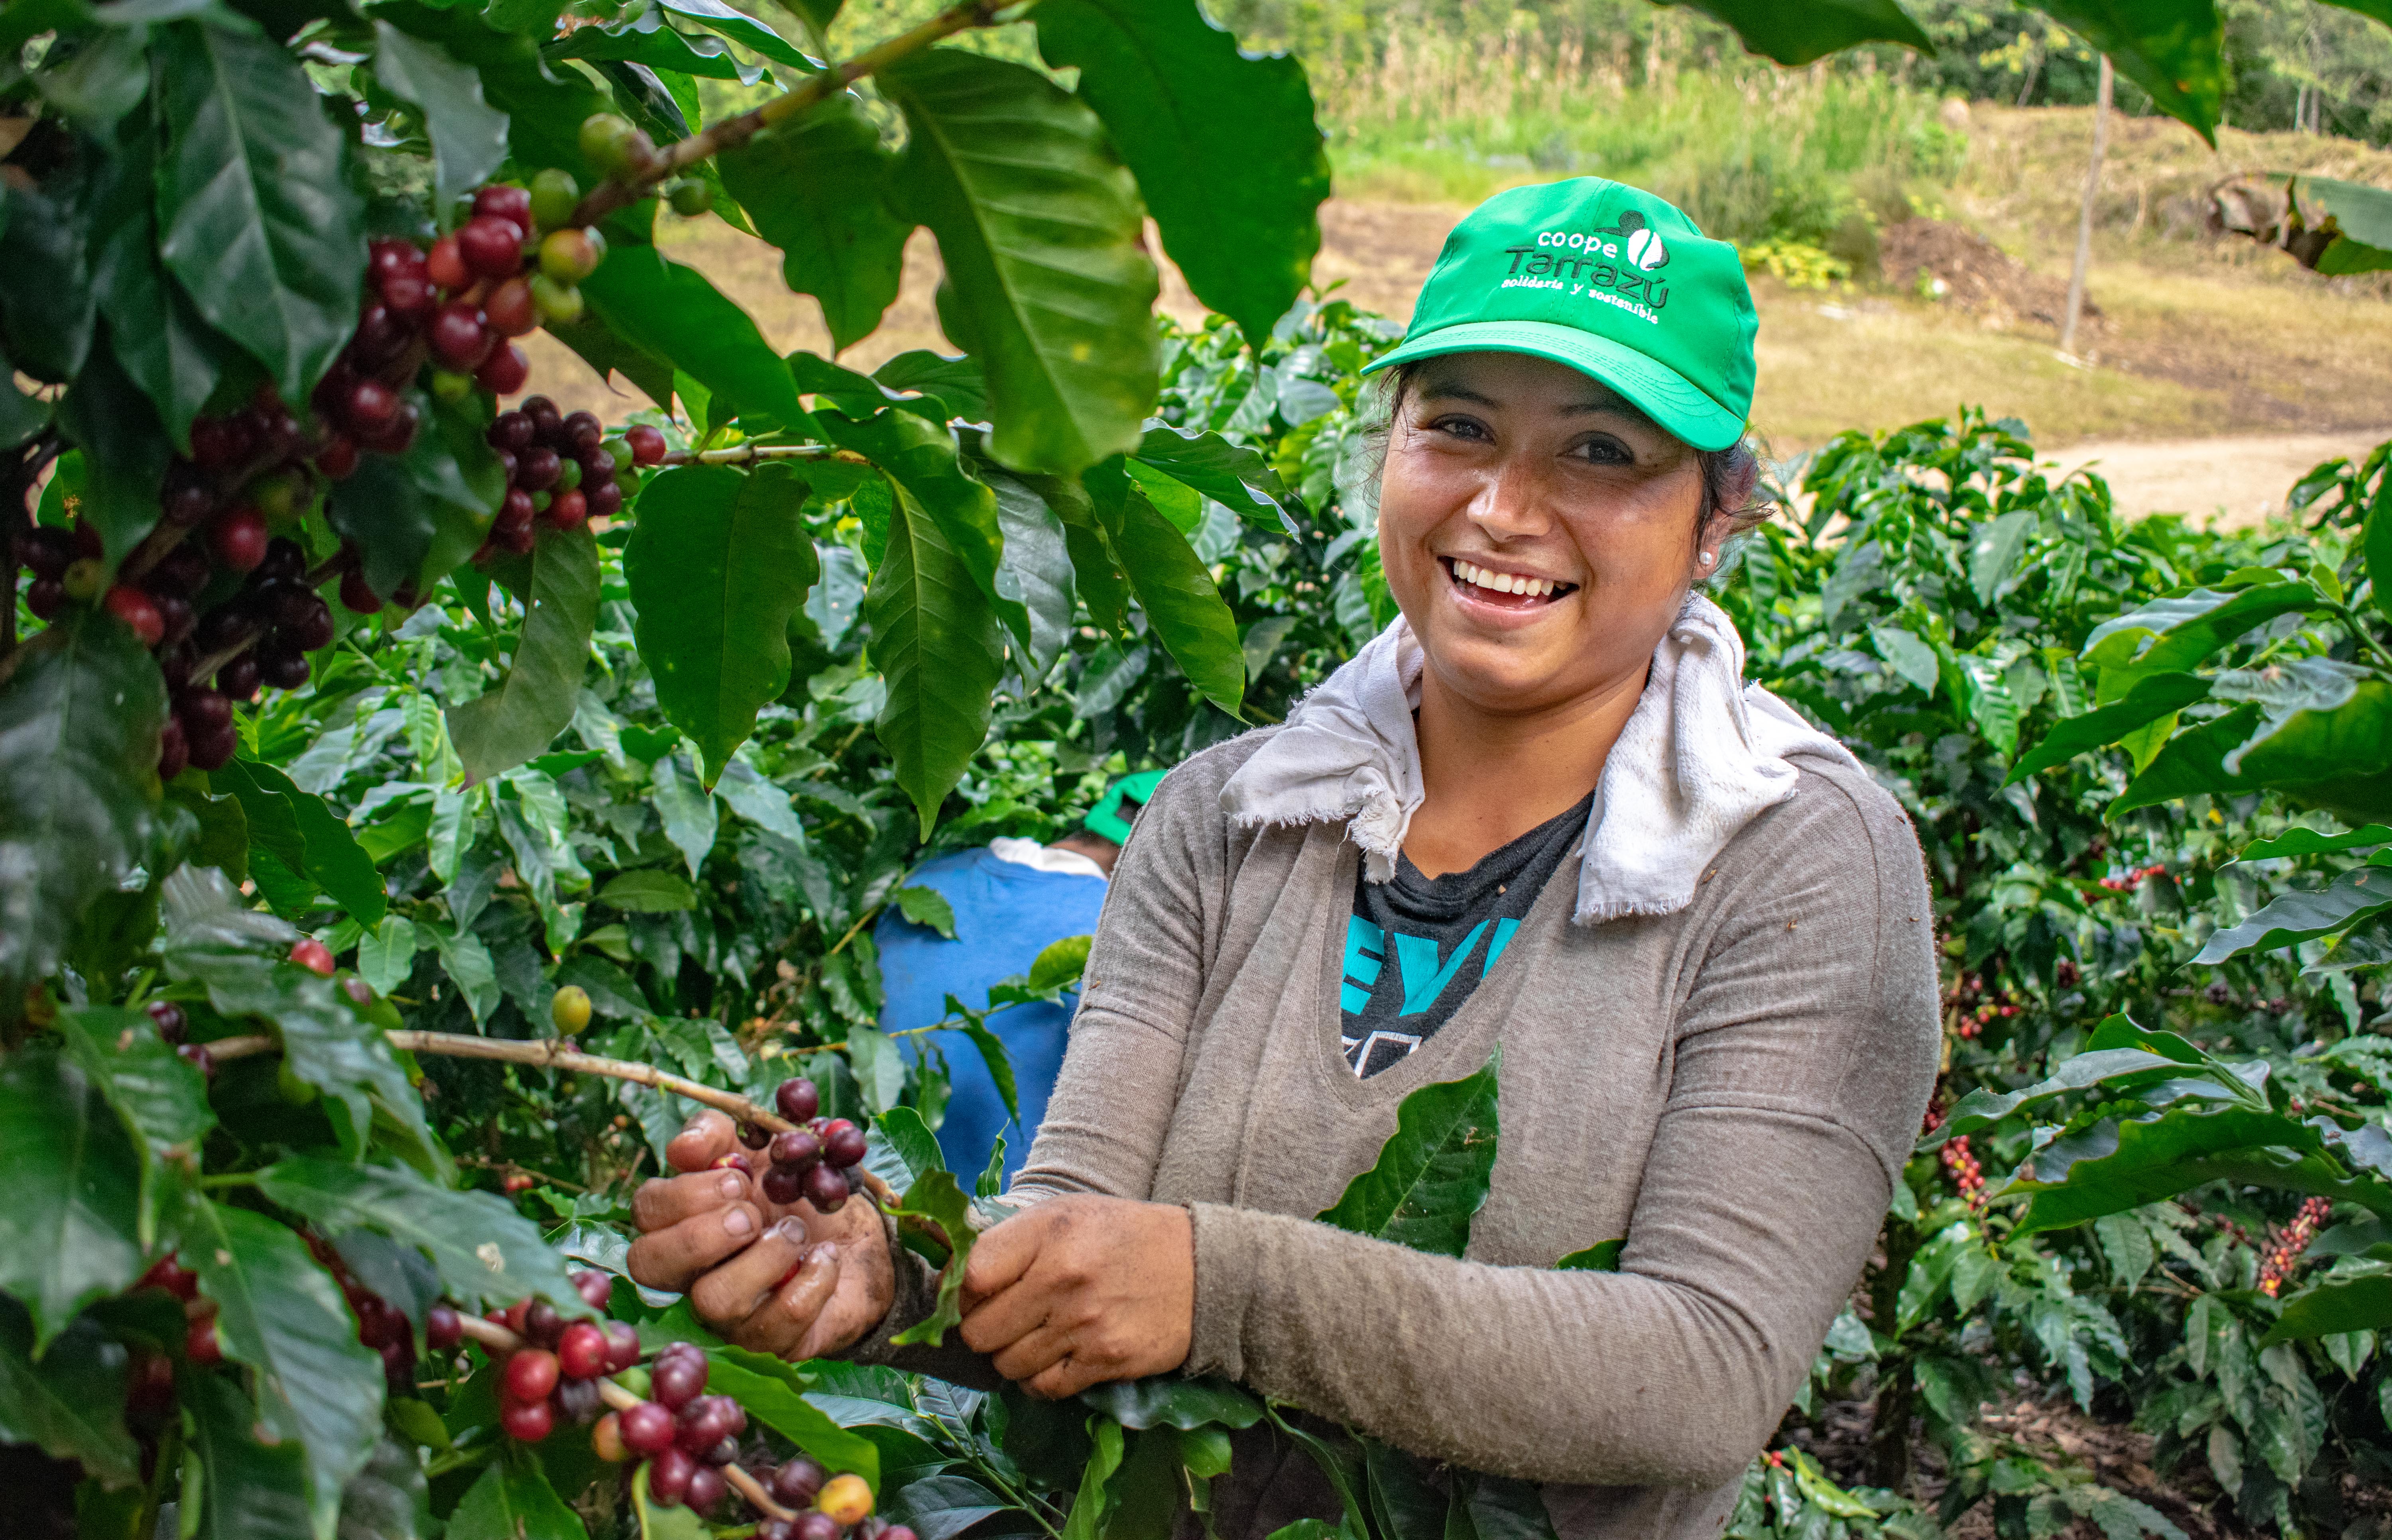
[629,179,1941,1540]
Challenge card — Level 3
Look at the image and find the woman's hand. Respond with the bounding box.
[958,1195,1193,1398]
[626,1110,894,1359]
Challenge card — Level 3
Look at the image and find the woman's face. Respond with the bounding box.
[1376,350,1717,719]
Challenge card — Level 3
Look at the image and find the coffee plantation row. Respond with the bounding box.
[8,0,2392,1532]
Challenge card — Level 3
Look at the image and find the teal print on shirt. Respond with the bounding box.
[1342,916,1522,1017]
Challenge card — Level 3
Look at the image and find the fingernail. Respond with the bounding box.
[718,1173,745,1200]
[724,1207,755,1239]
[814,1241,838,1262]
[771,1217,807,1244]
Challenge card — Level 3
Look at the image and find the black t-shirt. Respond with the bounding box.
[1338,793,1593,1078]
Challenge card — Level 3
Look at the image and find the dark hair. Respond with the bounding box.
[1375,359,1774,579]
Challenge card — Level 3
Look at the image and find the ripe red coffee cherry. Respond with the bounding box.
[648,1447,697,1506]
[820,1120,867,1169]
[356,399,421,456]
[557,1321,608,1381]
[619,1400,675,1455]
[604,1320,641,1373]
[146,1000,188,1046]
[626,424,667,467]
[477,344,530,396]
[425,1304,463,1351]
[775,1078,820,1123]
[769,1128,821,1171]
[650,1347,706,1408]
[345,376,399,428]
[290,938,335,976]
[484,277,537,337]
[429,302,493,372]
[209,508,269,572]
[185,1313,224,1365]
[381,268,433,317]
[177,1041,217,1077]
[425,235,469,290]
[802,1162,850,1212]
[572,1270,614,1310]
[457,214,525,279]
[106,586,165,647]
[792,1512,841,1540]
[367,237,418,285]
[339,568,382,615]
[686,1466,728,1518]
[141,1254,201,1300]
[504,1348,560,1403]
[179,689,232,737]
[761,1164,806,1206]
[500,1397,554,1443]
[545,488,587,529]
[474,184,534,236]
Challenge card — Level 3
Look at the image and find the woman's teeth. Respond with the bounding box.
[1452,560,1563,598]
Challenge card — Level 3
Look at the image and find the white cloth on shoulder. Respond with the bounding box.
[1217,593,1859,923]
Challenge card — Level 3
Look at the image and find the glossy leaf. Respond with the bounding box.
[0,609,165,1019]
[881,49,1158,475]
[329,395,506,600]
[445,1455,586,1540]
[883,1475,1011,1540]
[215,757,388,927]
[581,244,807,430]
[1035,0,1327,347]
[545,14,764,82]
[2193,866,2392,964]
[54,322,168,564]
[889,1170,980,1347]
[2241,825,2392,860]
[597,870,696,912]
[2302,175,2392,277]
[56,1004,213,1239]
[1079,1376,1264,1431]
[156,16,364,404]
[2269,1267,2392,1344]
[1664,0,1931,65]
[1556,1239,1624,1271]
[626,463,818,774]
[377,2,607,181]
[371,23,509,212]
[2081,581,2323,687]
[0,1294,138,1487]
[984,467,1077,677]
[2019,0,2227,142]
[821,412,1031,658]
[1109,483,1246,718]
[2008,672,2209,782]
[869,1104,946,1192]
[87,112,228,454]
[184,1196,386,1536]
[336,1438,435,1540]
[717,96,909,354]
[0,174,93,382]
[0,1049,143,1350]
[448,525,600,784]
[2009,1104,2392,1236]
[699,1346,881,1484]
[1317,1049,1500,1257]
[255,1156,585,1316]
[1129,424,1298,534]
[877,351,988,421]
[866,472,1005,838]
[187,1371,315,1540]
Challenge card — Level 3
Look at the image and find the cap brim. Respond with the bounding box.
[1363,320,1745,452]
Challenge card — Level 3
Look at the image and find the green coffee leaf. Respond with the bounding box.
[866,472,1004,838]
[1059,1414,1125,1540]
[57,1004,213,1241]
[700,1346,881,1485]
[581,244,807,430]
[1127,424,1297,534]
[1029,934,1091,993]
[2009,1104,2392,1236]
[0,175,94,381]
[445,1454,584,1540]
[335,1438,435,1540]
[598,870,697,912]
[881,49,1157,475]
[1079,1376,1263,1431]
[2017,0,2225,141]
[0,1051,144,1353]
[448,525,600,784]
[2192,866,2392,964]
[53,324,168,566]
[215,757,388,928]
[87,113,230,454]
[1317,1048,1499,1257]
[0,1294,138,1487]
[254,1156,586,1316]
[893,884,957,938]
[890,1170,980,1348]
[2008,673,2209,782]
[1556,1240,1624,1271]
[371,23,509,211]
[0,610,166,1020]
[187,1371,315,1540]
[156,16,363,404]
[1109,483,1245,719]
[820,412,1027,660]
[717,95,909,354]
[2241,825,2392,860]
[983,467,1077,677]
[184,1196,386,1536]
[547,18,763,82]
[1034,0,1327,348]
[867,1103,946,1194]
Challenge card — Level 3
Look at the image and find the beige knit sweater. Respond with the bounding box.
[863,729,1940,1540]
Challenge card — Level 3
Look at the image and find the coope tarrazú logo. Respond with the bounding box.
[1609,210,1669,270]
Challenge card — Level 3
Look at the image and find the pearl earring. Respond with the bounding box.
[1700,552,1715,567]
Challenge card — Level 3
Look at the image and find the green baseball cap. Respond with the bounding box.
[1083,770,1166,845]
[1364,178,1756,452]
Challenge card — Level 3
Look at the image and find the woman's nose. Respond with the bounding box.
[1462,458,1554,541]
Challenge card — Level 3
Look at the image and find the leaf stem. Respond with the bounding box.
[567,0,1039,228]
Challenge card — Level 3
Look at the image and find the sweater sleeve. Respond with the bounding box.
[1180,770,1940,1488]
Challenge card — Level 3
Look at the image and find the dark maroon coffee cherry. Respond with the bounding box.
[522,395,563,442]
[209,508,270,573]
[674,1394,735,1455]
[146,1000,188,1044]
[179,688,232,738]
[775,1078,820,1123]
[15,525,73,578]
[339,568,382,615]
[188,723,238,771]
[647,1446,697,1506]
[256,538,307,585]
[349,304,413,372]
[514,446,561,491]
[151,541,212,597]
[177,1043,215,1078]
[215,654,262,704]
[702,1435,739,1468]
[761,1164,806,1206]
[562,411,603,454]
[474,183,533,234]
[793,1512,841,1540]
[154,594,196,648]
[820,1120,867,1170]
[556,1375,603,1426]
[456,214,524,280]
[286,597,335,653]
[355,399,420,456]
[620,1399,675,1455]
[425,1303,463,1351]
[488,411,535,454]
[768,1128,821,1171]
[345,375,400,428]
[572,1270,614,1311]
[772,1456,826,1507]
[738,1121,770,1150]
[686,1465,727,1516]
[428,301,493,372]
[802,1162,850,1212]
[603,1320,641,1373]
[523,1299,564,1347]
[161,480,213,528]
[257,643,313,691]
[650,1350,706,1410]
[626,424,667,467]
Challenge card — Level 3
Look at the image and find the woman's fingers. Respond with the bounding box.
[958,1206,1050,1310]
[631,1169,749,1233]
[690,1217,811,1331]
[665,1109,741,1173]
[987,1322,1074,1385]
[769,1244,843,1356]
[626,1196,765,1292]
[1025,1353,1103,1401]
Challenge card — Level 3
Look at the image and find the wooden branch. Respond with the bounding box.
[567,0,1032,228]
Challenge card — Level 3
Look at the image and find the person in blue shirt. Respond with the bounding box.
[873,772,1164,1186]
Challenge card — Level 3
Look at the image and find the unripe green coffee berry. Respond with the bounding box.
[604,437,633,473]
[530,490,553,513]
[430,369,475,403]
[253,471,306,521]
[529,273,584,326]
[539,228,600,284]
[616,466,641,497]
[556,458,582,493]
[552,984,592,1035]
[529,167,581,230]
[62,557,105,603]
[277,1058,319,1106]
[577,113,647,177]
[667,179,712,217]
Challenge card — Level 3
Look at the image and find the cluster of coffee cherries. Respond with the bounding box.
[479,396,641,558]
[492,1270,644,1444]
[2257,1196,2335,1298]
[753,1460,908,1540]
[588,1339,747,1512]
[139,938,342,1078]
[130,1254,225,1371]
[301,1232,468,1397]
[725,1078,869,1214]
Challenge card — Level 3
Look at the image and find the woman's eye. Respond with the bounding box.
[1574,437,1633,466]
[1422,414,1489,442]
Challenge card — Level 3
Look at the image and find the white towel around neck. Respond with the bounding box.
[1218,593,1859,923]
